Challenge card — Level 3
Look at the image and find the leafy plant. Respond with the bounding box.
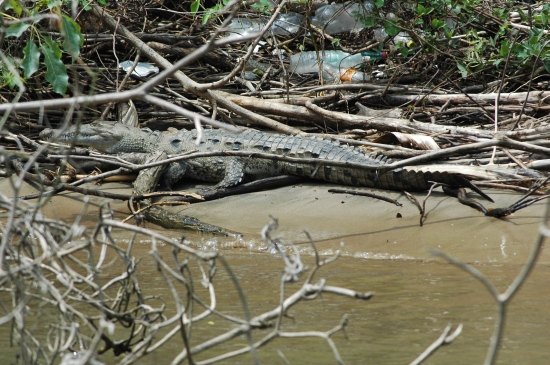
[190,0,231,25]
[1,0,88,94]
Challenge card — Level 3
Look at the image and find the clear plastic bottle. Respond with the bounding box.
[322,63,370,82]
[373,28,412,45]
[272,13,304,36]
[227,12,304,37]
[311,1,374,34]
[289,50,386,74]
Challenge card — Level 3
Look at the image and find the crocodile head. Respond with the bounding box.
[40,121,157,153]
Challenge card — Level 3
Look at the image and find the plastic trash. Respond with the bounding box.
[311,1,373,34]
[273,12,304,35]
[119,61,159,78]
[227,12,305,37]
[289,50,386,74]
[372,28,412,45]
[322,63,370,82]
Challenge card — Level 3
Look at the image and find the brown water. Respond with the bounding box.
[1,179,549,364]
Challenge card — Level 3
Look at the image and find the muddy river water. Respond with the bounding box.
[2,179,550,364]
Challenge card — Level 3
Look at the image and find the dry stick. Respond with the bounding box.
[409,324,463,365]
[171,175,304,203]
[327,188,403,207]
[419,183,443,227]
[431,196,549,365]
[225,88,550,139]
[361,90,550,107]
[207,91,305,135]
[501,148,529,169]
[474,182,540,194]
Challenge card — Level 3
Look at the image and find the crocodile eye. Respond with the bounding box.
[171,139,182,148]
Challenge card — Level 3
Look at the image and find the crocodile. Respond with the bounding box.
[40,121,531,198]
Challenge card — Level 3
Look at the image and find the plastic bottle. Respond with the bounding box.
[322,63,370,82]
[373,28,412,46]
[289,50,386,74]
[311,1,374,34]
[227,12,305,37]
[272,13,304,36]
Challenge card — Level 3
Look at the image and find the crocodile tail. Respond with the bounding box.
[375,169,492,202]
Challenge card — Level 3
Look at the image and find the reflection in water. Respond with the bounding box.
[1,226,549,364]
[69,235,550,363]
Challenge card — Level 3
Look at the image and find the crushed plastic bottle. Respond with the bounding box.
[226,12,305,37]
[289,50,386,74]
[311,1,373,34]
[119,61,159,78]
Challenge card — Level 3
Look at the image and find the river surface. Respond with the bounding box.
[1,179,549,364]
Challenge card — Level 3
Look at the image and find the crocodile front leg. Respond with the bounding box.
[161,161,188,190]
[214,157,245,189]
[134,152,239,236]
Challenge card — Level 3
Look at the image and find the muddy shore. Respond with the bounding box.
[2,177,547,265]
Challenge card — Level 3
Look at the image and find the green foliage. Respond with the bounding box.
[0,56,18,89]
[351,0,550,81]
[190,0,200,15]
[21,40,41,78]
[189,0,230,25]
[60,14,84,58]
[250,0,272,14]
[41,36,69,94]
[1,0,93,94]
[451,1,550,78]
[5,0,23,16]
[5,22,30,37]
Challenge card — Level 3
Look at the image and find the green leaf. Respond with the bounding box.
[21,40,41,78]
[6,0,23,16]
[61,15,84,58]
[202,4,222,25]
[5,22,30,38]
[383,20,400,37]
[47,0,61,9]
[190,0,200,14]
[374,0,383,8]
[544,60,550,73]
[97,0,108,5]
[41,41,68,94]
[431,19,444,29]
[42,36,62,58]
[456,62,468,78]
[1,69,16,90]
[499,39,510,57]
[360,15,379,28]
[395,44,409,57]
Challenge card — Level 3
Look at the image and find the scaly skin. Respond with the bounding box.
[40,121,512,196]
